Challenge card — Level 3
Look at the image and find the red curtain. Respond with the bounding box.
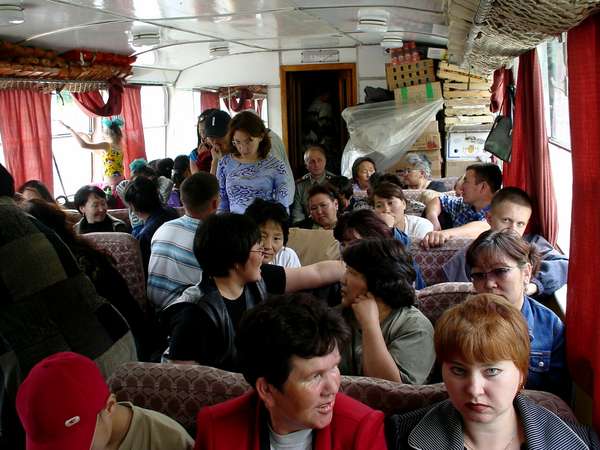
[565,12,600,429]
[121,85,146,178]
[72,78,123,117]
[502,50,558,245]
[223,88,254,113]
[200,90,220,112]
[0,90,53,193]
[490,68,513,115]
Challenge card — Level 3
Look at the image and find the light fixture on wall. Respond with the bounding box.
[356,9,389,33]
[0,3,25,25]
[209,41,229,57]
[380,33,403,49]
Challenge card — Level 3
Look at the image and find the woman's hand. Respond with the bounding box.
[210,145,222,161]
[352,293,380,327]
[376,211,396,228]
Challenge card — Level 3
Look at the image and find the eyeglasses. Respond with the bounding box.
[395,168,416,175]
[232,138,254,147]
[249,247,267,256]
[470,266,519,282]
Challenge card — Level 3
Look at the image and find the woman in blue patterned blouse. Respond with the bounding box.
[216,111,292,214]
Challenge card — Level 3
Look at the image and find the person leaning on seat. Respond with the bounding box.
[385,294,599,450]
[195,293,387,450]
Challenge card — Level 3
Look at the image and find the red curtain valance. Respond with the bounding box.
[72,77,123,117]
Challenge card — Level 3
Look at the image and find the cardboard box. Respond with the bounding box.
[394,81,442,105]
[386,59,436,90]
[445,160,474,177]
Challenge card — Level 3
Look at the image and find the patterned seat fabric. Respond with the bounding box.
[416,282,475,325]
[80,232,147,310]
[107,362,576,436]
[409,238,473,285]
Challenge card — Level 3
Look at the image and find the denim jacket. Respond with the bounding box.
[522,295,569,400]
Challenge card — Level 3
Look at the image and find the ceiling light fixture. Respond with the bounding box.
[0,4,25,25]
[130,31,160,48]
[209,41,229,58]
[380,33,403,49]
[357,9,389,33]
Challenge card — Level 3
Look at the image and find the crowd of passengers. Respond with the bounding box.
[0,107,580,449]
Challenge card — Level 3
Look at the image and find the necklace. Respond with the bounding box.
[464,432,517,450]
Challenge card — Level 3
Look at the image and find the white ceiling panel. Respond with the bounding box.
[304,6,446,33]
[59,0,296,20]
[128,66,179,84]
[0,0,121,43]
[134,41,264,71]
[237,34,357,50]
[22,21,207,55]
[149,9,338,41]
[290,0,444,11]
[349,32,447,46]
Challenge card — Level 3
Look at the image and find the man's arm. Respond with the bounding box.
[527,235,569,296]
[424,197,443,231]
[420,220,489,249]
[283,260,345,293]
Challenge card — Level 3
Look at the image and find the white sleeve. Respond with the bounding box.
[273,247,302,268]
[405,215,434,241]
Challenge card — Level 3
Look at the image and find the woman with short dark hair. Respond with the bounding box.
[73,185,128,234]
[339,238,434,383]
[466,228,568,400]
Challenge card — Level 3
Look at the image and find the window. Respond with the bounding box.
[538,37,572,254]
[141,85,168,162]
[51,92,96,197]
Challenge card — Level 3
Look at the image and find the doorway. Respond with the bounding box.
[280,63,357,177]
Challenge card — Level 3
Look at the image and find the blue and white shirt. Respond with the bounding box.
[439,194,490,227]
[147,215,202,311]
[217,154,292,214]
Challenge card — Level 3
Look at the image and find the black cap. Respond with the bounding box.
[205,110,231,138]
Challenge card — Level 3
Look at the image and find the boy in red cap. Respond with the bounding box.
[16,352,194,450]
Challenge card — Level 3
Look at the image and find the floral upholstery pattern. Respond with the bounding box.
[409,238,473,285]
[416,282,475,325]
[107,362,576,436]
[81,232,147,310]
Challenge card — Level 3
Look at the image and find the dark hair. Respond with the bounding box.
[197,108,220,146]
[303,144,327,162]
[226,111,271,159]
[156,158,174,179]
[123,176,161,214]
[180,172,219,213]
[245,198,291,245]
[74,185,106,211]
[307,183,338,203]
[342,238,416,308]
[370,181,406,204]
[351,157,376,183]
[328,175,353,201]
[172,155,190,187]
[491,187,533,210]
[333,209,392,242]
[467,163,503,193]
[236,293,350,389]
[0,163,15,197]
[18,180,54,203]
[194,213,261,277]
[105,122,122,141]
[369,172,402,190]
[466,229,541,276]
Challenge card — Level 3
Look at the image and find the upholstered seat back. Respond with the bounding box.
[108,362,576,436]
[416,282,475,325]
[409,238,473,285]
[80,232,147,310]
[287,227,340,266]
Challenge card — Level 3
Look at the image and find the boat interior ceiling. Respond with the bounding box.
[0,0,599,87]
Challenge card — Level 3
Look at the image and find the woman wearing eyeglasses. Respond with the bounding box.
[466,228,569,400]
[216,111,293,214]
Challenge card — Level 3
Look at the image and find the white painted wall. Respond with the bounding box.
[171,45,389,149]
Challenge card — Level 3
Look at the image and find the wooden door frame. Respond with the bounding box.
[279,63,358,160]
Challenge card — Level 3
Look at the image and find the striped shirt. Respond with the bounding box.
[147,215,202,311]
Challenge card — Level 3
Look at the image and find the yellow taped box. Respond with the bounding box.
[394,81,442,105]
[409,121,441,151]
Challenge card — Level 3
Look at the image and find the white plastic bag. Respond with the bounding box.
[340,99,444,177]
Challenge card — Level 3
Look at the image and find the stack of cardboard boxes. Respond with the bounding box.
[385,57,443,178]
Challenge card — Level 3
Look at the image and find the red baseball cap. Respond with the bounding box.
[16,352,110,450]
